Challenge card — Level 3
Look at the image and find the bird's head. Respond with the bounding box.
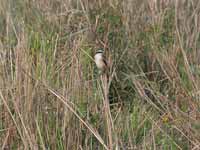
[95,49,104,54]
[95,49,104,59]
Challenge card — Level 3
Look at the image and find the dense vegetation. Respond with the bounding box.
[0,0,200,149]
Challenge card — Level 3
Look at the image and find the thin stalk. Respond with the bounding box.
[101,74,113,150]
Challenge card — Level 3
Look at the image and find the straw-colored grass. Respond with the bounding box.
[0,0,200,149]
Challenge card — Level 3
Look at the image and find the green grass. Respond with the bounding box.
[0,0,200,149]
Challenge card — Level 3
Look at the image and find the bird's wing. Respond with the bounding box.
[103,57,108,67]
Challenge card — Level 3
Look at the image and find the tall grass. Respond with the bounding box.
[0,0,200,149]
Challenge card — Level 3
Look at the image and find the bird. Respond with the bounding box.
[94,49,108,74]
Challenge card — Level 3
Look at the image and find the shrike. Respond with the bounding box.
[94,49,108,74]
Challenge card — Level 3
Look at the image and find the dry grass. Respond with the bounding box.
[0,0,200,149]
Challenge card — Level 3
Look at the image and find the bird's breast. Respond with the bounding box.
[95,58,105,70]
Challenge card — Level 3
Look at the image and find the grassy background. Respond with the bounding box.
[0,0,200,149]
